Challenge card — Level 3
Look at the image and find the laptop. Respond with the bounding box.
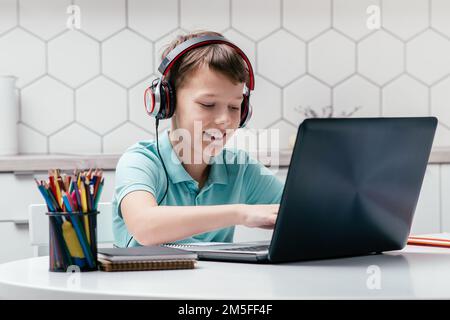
[165,117,438,263]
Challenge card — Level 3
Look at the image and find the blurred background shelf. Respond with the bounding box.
[1,147,450,173]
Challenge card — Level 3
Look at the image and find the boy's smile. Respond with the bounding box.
[203,129,226,141]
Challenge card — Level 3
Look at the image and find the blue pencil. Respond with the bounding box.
[62,193,95,268]
[93,178,104,211]
[36,184,55,212]
[71,180,85,231]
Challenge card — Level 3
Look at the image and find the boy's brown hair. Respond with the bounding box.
[161,31,250,90]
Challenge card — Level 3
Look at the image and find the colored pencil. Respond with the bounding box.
[62,193,95,268]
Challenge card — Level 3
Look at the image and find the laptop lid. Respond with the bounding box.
[268,117,437,263]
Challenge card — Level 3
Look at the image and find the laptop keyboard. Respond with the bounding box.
[222,245,269,252]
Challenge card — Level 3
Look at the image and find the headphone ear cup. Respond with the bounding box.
[239,94,251,128]
[157,82,167,119]
[144,86,155,116]
[165,81,176,118]
[158,81,176,120]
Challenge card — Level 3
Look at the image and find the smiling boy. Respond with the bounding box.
[112,31,284,247]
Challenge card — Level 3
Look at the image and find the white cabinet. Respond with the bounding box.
[0,172,48,222]
[441,165,450,232]
[0,171,116,222]
[0,170,116,264]
[0,164,448,264]
[411,165,441,234]
[0,223,34,263]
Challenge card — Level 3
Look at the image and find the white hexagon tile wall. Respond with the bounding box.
[0,0,449,155]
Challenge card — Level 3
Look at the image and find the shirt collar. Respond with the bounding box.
[157,129,229,186]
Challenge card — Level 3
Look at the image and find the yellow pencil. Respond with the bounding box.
[79,182,91,245]
[62,220,85,258]
[80,182,88,213]
[77,171,81,188]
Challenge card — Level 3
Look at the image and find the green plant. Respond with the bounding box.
[294,105,362,118]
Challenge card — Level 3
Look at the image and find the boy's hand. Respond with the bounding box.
[236,204,280,229]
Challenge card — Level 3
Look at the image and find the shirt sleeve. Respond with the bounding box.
[114,148,163,218]
[243,153,284,204]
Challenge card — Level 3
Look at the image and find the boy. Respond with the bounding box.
[112,31,284,247]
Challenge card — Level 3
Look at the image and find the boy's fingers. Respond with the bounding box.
[268,214,277,224]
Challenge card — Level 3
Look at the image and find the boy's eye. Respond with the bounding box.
[200,103,215,108]
[229,106,240,110]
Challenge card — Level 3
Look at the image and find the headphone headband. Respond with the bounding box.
[146,34,254,128]
[158,35,255,90]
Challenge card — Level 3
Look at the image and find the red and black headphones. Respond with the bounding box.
[144,35,255,128]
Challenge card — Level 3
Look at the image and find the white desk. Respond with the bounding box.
[1,245,450,299]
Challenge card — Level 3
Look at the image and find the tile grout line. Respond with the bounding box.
[17,88,22,122]
[428,86,432,116]
[73,87,77,124]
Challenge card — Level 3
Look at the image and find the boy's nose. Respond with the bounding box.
[214,111,232,127]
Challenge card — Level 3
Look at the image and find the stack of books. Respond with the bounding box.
[97,246,198,272]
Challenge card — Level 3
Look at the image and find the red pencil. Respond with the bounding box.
[407,235,450,248]
[408,235,450,243]
[71,191,78,211]
[48,175,57,202]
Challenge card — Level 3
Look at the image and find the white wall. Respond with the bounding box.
[0,0,449,154]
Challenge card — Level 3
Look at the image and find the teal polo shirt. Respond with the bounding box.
[112,129,284,247]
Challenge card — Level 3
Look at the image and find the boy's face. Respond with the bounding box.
[171,64,244,162]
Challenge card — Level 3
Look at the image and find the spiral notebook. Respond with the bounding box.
[162,242,261,254]
[98,245,197,261]
[98,259,196,272]
[164,242,230,249]
[97,245,198,272]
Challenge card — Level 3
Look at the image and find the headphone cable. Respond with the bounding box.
[125,118,169,247]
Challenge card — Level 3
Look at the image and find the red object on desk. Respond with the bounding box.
[407,235,450,248]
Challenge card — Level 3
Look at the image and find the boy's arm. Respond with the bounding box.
[121,190,279,246]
